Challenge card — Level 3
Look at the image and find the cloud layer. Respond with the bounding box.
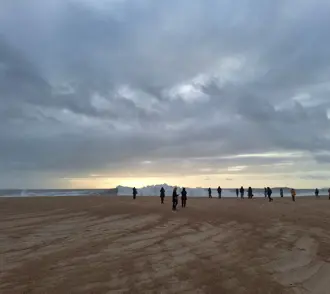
[1,0,330,188]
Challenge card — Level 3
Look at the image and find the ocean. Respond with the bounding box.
[0,189,116,197]
[0,187,327,198]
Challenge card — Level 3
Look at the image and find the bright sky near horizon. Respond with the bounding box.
[1,0,330,189]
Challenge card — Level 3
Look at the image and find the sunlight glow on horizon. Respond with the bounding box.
[60,151,328,189]
[63,173,327,190]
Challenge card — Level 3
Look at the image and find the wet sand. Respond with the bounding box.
[1,196,330,294]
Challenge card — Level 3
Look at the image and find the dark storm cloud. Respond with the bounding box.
[1,0,330,186]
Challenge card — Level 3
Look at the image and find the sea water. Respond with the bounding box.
[0,187,328,198]
[117,185,329,198]
[0,189,114,197]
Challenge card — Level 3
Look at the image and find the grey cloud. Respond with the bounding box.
[299,174,330,181]
[1,0,330,187]
[314,154,330,163]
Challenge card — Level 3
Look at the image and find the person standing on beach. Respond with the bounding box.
[160,187,165,204]
[267,187,273,202]
[181,188,187,208]
[172,187,179,211]
[291,188,296,202]
[240,186,244,199]
[217,186,222,199]
[315,188,319,198]
[264,187,267,198]
[248,187,253,199]
[280,188,284,198]
[328,188,330,200]
[236,188,239,198]
[133,187,138,200]
[208,188,212,198]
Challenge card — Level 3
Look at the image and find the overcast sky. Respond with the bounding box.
[1,0,330,189]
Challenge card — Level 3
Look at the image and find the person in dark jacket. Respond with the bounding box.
[172,187,179,211]
[160,187,165,204]
[240,186,244,199]
[217,186,222,199]
[133,187,138,200]
[280,188,284,198]
[315,188,319,198]
[181,187,187,208]
[208,188,212,198]
[248,187,253,199]
[267,187,273,202]
[236,188,239,198]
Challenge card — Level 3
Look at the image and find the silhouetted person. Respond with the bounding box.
[160,187,165,204]
[133,187,137,200]
[240,186,244,199]
[248,187,253,199]
[181,188,187,208]
[291,188,296,202]
[267,187,273,202]
[315,188,319,198]
[236,188,239,198]
[328,188,330,200]
[172,187,179,211]
[208,188,212,198]
[264,187,267,198]
[280,188,284,198]
[217,186,222,199]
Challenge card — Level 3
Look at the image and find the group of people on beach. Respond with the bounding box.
[170,186,187,211]
[131,186,330,210]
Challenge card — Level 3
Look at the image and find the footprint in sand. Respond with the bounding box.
[268,235,330,294]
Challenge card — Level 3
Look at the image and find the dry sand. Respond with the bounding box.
[1,196,330,294]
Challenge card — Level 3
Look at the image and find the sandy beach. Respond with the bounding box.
[1,196,330,294]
